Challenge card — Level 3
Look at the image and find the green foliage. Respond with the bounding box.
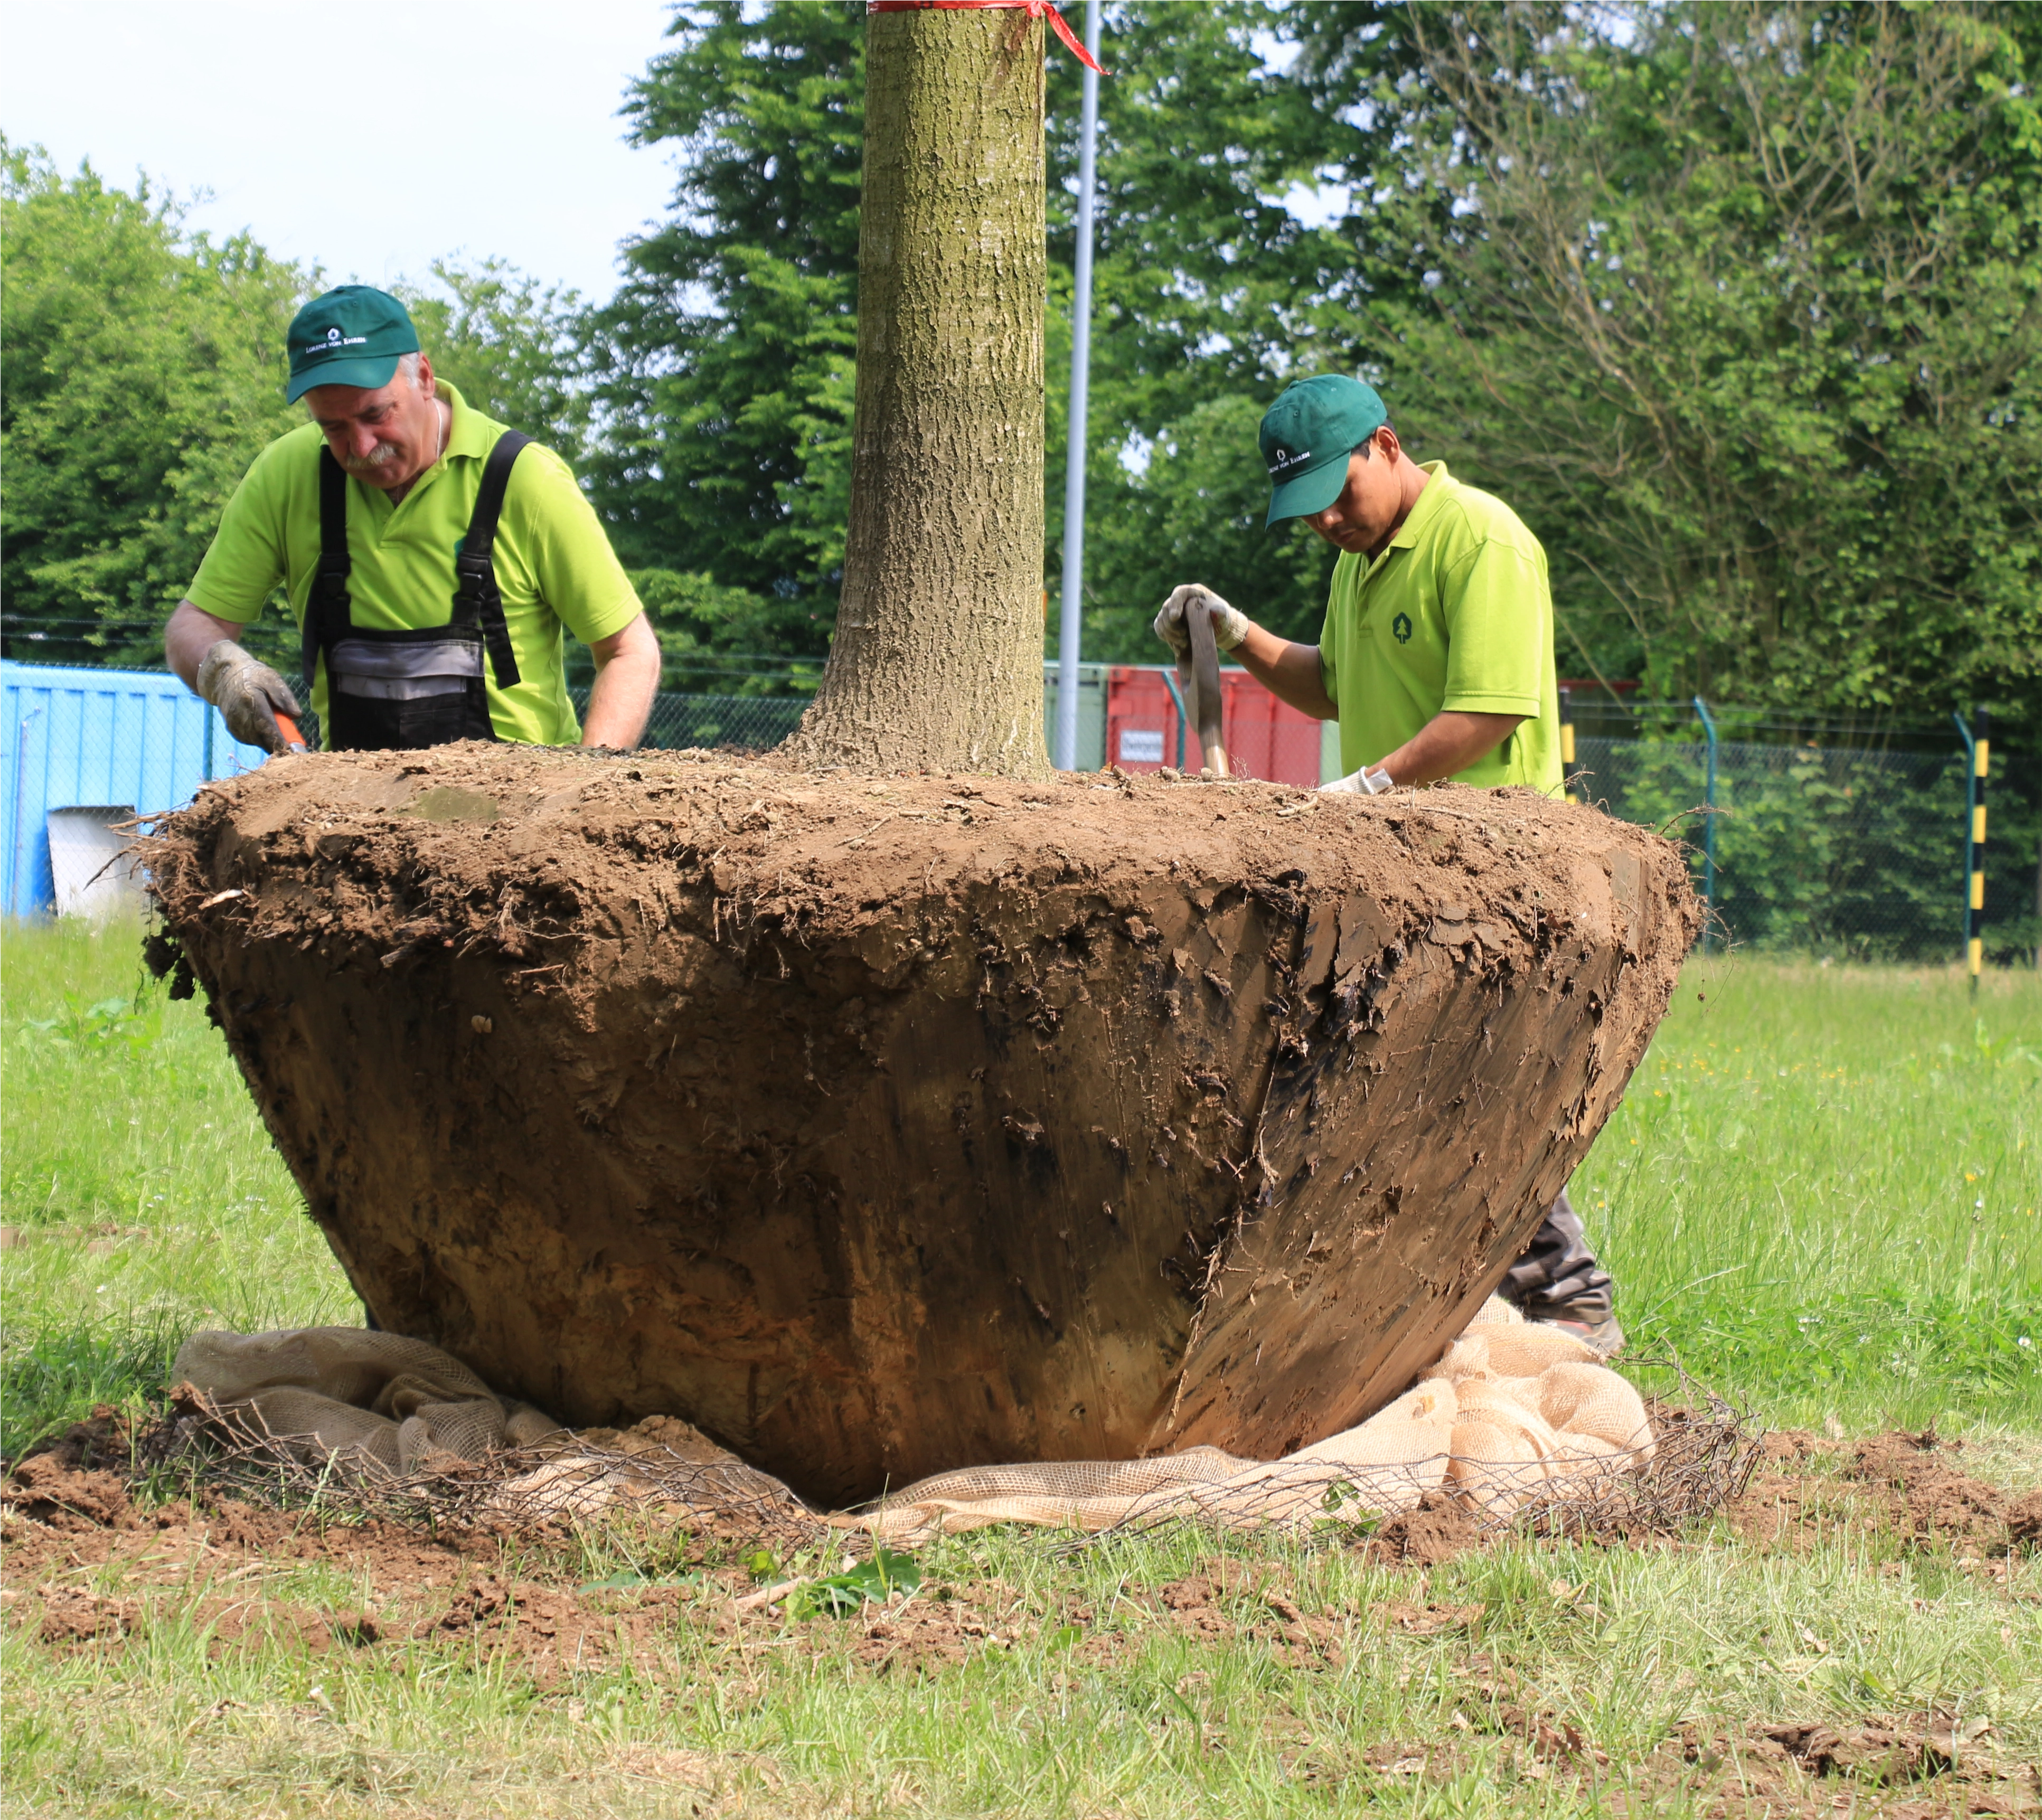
[586,2,1361,667]
[1073,395,1337,659]
[18,986,163,1058]
[786,1549,920,1618]
[1042,3,1369,658]
[0,141,311,662]
[627,567,820,693]
[1581,729,1977,958]
[395,258,595,465]
[585,0,865,649]
[1305,1,2042,723]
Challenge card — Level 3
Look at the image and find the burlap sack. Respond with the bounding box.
[176,1297,1657,1532]
[173,1327,562,1478]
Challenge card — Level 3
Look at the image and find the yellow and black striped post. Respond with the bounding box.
[1957,710,1990,995]
[1559,686,1575,803]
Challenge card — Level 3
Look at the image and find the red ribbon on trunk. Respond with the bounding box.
[866,0,1107,74]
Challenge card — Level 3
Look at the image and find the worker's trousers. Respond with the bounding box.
[1498,1187,1613,1321]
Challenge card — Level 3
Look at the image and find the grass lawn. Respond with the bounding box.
[3,918,2038,1817]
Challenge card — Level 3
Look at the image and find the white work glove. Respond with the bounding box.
[1153,583,1251,659]
[195,640,303,755]
[1320,763,1396,795]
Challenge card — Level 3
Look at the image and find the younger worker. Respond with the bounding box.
[166,285,658,753]
[1151,372,1619,1353]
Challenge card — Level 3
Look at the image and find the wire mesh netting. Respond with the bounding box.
[568,689,808,755]
[134,1373,1758,1556]
[1568,702,2040,964]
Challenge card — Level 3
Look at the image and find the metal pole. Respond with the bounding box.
[1963,711,1990,995]
[1693,695,1718,952]
[1161,666,1190,771]
[1052,0,1102,772]
[1954,711,1976,983]
[1558,685,1575,803]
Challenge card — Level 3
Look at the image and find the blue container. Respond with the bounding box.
[1,661,269,917]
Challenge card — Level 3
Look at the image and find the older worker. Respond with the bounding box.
[166,285,658,752]
[1152,373,1620,1354]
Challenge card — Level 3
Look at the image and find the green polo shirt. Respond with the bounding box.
[1318,461,1563,794]
[185,382,642,746]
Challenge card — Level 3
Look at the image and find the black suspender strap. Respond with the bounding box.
[456,431,530,690]
[305,449,353,698]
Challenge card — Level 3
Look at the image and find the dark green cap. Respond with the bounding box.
[1259,374,1389,526]
[285,285,420,402]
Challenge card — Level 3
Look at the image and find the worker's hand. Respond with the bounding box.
[195,640,303,755]
[1320,763,1395,796]
[1153,584,1251,658]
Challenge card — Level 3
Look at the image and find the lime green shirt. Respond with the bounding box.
[186,382,643,745]
[1318,461,1563,794]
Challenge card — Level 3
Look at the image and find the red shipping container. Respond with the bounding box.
[1104,666,1325,787]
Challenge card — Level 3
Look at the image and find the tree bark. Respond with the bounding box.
[788,5,1050,777]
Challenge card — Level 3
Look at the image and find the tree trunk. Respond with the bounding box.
[789,5,1050,777]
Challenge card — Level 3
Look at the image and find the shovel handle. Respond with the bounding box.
[1182,592,1230,778]
[272,712,309,753]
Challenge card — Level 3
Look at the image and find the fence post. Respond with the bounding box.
[1161,667,1190,771]
[1692,695,1719,951]
[1559,685,1575,803]
[1954,710,1989,995]
[1954,712,1975,984]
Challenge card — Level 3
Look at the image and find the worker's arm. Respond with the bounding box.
[1229,623,1339,722]
[1153,586,1338,721]
[580,610,660,749]
[165,598,303,753]
[1373,710,1525,787]
[165,599,249,692]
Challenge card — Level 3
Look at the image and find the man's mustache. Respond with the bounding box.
[338,441,401,472]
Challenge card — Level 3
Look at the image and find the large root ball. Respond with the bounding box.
[147,749,1698,1505]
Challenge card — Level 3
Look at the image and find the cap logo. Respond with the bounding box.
[1266,442,1315,480]
[326,327,341,342]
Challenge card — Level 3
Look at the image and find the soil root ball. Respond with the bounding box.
[145,747,1698,1505]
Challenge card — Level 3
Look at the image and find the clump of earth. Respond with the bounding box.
[146,746,1697,1504]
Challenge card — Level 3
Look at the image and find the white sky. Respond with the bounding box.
[1,0,683,301]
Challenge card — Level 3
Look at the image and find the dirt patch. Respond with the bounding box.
[2,1456,136,1531]
[147,749,1696,1504]
[1846,1431,2016,1549]
[1725,1430,2031,1558]
[1372,1488,1483,1564]
[2008,1490,2042,1552]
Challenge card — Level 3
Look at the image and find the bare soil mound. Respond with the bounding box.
[145,748,1697,1503]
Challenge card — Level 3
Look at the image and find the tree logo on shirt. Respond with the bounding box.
[1392,611,1413,644]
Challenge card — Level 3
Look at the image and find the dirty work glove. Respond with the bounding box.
[196,640,302,755]
[1153,584,1252,659]
[1320,763,1395,796]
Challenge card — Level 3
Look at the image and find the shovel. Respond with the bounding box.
[1177,588,1230,778]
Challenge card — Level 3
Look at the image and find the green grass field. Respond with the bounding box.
[4,918,2038,1817]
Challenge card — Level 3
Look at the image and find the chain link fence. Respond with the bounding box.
[5,625,2038,966]
[1566,699,2040,964]
[569,689,809,754]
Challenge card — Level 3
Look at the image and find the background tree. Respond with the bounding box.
[1,142,308,665]
[1307,0,2042,723]
[1044,1,1375,659]
[585,0,864,659]
[397,258,595,467]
